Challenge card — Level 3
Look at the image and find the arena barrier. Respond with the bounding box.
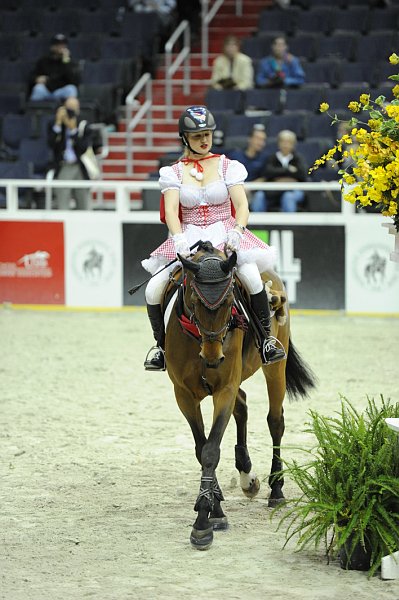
[0,179,398,314]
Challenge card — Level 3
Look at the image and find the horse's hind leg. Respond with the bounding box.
[233,388,260,499]
[264,362,286,507]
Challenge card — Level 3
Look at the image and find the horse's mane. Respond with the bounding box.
[197,240,215,254]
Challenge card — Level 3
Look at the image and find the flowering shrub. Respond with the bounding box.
[312,54,399,231]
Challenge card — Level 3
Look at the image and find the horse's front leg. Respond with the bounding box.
[191,389,236,549]
[264,361,286,507]
[233,387,260,499]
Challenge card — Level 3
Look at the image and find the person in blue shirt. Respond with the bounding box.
[256,36,305,89]
[226,124,270,211]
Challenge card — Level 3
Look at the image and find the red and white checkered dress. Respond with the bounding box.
[142,155,276,274]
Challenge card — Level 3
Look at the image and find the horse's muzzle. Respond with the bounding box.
[204,356,224,369]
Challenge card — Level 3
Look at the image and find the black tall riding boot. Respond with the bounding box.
[250,289,286,365]
[144,304,166,371]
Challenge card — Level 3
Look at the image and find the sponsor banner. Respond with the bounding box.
[251,225,345,309]
[123,223,345,310]
[0,221,64,304]
[346,217,399,313]
[65,220,122,307]
[123,223,167,306]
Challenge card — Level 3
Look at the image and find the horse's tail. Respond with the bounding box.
[285,337,317,400]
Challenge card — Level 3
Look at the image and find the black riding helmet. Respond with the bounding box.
[178,106,216,154]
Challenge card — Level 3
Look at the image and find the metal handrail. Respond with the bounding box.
[201,0,243,68]
[165,20,191,119]
[125,73,153,176]
[0,179,357,215]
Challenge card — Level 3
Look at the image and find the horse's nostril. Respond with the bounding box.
[205,356,224,369]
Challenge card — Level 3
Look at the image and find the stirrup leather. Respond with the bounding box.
[144,346,166,371]
[260,336,286,365]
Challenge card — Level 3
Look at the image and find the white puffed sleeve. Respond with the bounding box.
[159,165,181,193]
[224,159,248,188]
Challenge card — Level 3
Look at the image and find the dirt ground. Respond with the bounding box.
[1,307,399,600]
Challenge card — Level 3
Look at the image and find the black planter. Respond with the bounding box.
[339,538,372,571]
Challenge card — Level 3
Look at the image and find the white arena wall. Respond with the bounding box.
[0,179,398,314]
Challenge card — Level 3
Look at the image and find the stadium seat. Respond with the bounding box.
[283,85,326,113]
[100,38,143,60]
[287,32,320,62]
[265,112,307,140]
[81,60,126,86]
[324,86,365,112]
[19,138,51,177]
[303,58,340,88]
[1,113,34,155]
[316,32,359,62]
[306,113,340,141]
[295,7,334,35]
[337,62,371,88]
[205,89,244,114]
[36,11,81,37]
[257,8,299,35]
[244,89,282,113]
[1,10,41,35]
[354,31,397,62]
[0,34,20,61]
[67,36,101,62]
[241,34,277,60]
[0,160,34,209]
[0,92,24,117]
[364,6,399,32]
[222,115,267,137]
[330,7,369,35]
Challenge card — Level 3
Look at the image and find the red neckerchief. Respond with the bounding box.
[180,154,221,174]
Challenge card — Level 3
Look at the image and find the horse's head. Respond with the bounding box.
[179,242,237,368]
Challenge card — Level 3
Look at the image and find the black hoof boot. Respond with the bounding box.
[261,337,286,365]
[144,346,166,371]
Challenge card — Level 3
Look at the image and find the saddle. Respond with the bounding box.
[161,267,287,344]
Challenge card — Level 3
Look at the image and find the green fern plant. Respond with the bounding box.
[274,396,399,576]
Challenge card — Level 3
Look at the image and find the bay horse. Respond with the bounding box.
[163,241,315,550]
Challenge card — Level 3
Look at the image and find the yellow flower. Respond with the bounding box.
[310,57,399,226]
[348,101,361,113]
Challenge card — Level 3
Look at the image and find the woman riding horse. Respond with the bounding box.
[141,105,286,370]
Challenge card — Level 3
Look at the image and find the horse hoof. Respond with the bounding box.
[209,516,229,531]
[268,496,285,508]
[242,477,260,499]
[190,526,213,550]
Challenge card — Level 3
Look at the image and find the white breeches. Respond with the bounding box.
[145,261,263,305]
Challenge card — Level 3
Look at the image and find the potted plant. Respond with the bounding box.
[312,54,399,242]
[274,396,399,576]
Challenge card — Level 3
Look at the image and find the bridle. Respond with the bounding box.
[183,256,235,346]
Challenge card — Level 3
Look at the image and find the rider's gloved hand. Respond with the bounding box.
[173,233,191,258]
[226,229,242,253]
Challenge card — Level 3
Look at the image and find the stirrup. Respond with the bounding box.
[260,336,286,366]
[144,346,166,371]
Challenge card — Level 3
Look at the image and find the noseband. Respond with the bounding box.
[185,256,235,345]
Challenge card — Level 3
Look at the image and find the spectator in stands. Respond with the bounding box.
[29,34,80,102]
[48,97,99,210]
[211,35,254,91]
[256,36,305,89]
[257,130,307,212]
[226,124,270,211]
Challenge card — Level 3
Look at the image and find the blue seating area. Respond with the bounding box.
[207,0,399,193]
[0,0,162,197]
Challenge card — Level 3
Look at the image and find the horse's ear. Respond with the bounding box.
[220,251,237,274]
[178,253,201,273]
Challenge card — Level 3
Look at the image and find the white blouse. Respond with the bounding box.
[159,156,248,208]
